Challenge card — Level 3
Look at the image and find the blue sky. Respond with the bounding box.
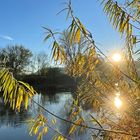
[0,0,124,55]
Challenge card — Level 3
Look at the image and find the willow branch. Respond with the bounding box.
[67,0,138,84]
[31,98,137,137]
[47,123,72,140]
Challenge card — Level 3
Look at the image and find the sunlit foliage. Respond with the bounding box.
[43,0,140,139]
[29,114,48,140]
[0,68,35,111]
[0,0,140,139]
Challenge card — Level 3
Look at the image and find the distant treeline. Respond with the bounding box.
[17,67,76,93]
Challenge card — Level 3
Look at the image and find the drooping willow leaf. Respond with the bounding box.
[29,114,48,140]
[0,68,35,111]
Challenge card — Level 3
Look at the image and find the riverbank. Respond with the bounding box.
[17,74,76,94]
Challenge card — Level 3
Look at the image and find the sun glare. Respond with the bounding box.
[114,94,122,109]
[112,53,121,62]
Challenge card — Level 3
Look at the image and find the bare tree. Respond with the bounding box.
[30,52,49,75]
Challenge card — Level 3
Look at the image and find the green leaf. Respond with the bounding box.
[43,34,51,42]
[132,36,136,44]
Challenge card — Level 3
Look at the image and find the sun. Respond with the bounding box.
[112,53,121,62]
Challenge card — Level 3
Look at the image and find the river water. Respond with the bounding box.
[0,92,92,140]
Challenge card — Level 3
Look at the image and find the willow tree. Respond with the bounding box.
[43,0,140,139]
[0,0,140,140]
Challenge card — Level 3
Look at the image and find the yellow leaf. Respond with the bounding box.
[95,59,99,65]
[34,125,40,135]
[58,136,64,140]
[52,118,57,125]
[69,118,82,135]
[37,132,42,140]
[75,28,81,43]
[77,18,87,35]
[24,93,28,110]
[43,127,48,134]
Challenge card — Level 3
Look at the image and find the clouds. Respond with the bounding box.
[0,35,13,41]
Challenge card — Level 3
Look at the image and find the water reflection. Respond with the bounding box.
[0,100,31,128]
[0,91,76,140]
[0,90,93,140]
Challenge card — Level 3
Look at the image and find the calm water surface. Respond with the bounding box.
[0,92,91,140]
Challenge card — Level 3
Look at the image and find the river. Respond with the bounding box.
[0,92,92,140]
